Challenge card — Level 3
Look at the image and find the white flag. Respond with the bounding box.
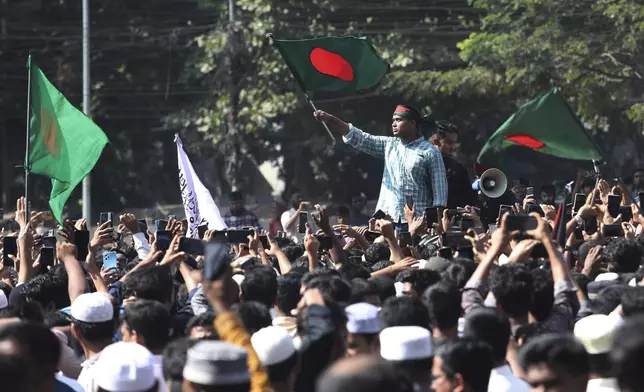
[175,134,227,238]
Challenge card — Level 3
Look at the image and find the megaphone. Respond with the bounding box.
[472,168,507,198]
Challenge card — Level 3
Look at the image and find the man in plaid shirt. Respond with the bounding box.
[314,105,448,225]
[223,191,260,229]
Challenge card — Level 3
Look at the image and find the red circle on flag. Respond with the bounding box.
[309,48,354,82]
[505,134,545,149]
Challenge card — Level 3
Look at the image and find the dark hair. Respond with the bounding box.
[621,287,644,317]
[433,120,459,140]
[266,352,299,384]
[421,281,460,331]
[306,275,351,304]
[290,255,310,271]
[462,307,510,364]
[230,191,243,202]
[0,322,61,382]
[185,313,217,337]
[610,315,644,391]
[365,243,391,265]
[604,239,642,273]
[277,272,302,315]
[45,310,72,328]
[73,319,116,342]
[289,192,303,210]
[489,264,533,318]
[123,299,171,352]
[21,273,70,310]
[530,269,554,322]
[441,258,475,289]
[338,262,371,281]
[437,338,494,392]
[519,334,589,377]
[369,276,396,303]
[572,272,591,298]
[301,269,340,288]
[317,357,413,392]
[241,265,278,308]
[380,296,430,329]
[594,284,628,315]
[540,184,555,195]
[371,260,392,272]
[123,265,174,304]
[349,278,378,304]
[397,269,441,296]
[0,353,29,391]
[163,337,196,381]
[231,301,272,335]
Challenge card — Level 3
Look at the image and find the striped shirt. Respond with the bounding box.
[343,124,448,222]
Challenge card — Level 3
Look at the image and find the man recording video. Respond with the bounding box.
[314,105,447,227]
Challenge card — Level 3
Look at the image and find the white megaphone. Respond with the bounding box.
[471,168,507,198]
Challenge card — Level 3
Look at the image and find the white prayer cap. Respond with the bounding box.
[0,290,7,310]
[346,302,380,334]
[70,292,114,323]
[232,274,245,286]
[251,326,296,366]
[574,314,618,355]
[594,272,619,282]
[95,342,156,392]
[183,341,250,386]
[380,326,432,361]
[394,282,404,297]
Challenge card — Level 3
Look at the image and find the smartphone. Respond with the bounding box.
[603,224,624,237]
[226,230,253,244]
[41,235,57,249]
[99,212,114,227]
[212,230,228,242]
[424,207,439,227]
[619,205,633,222]
[168,215,177,220]
[3,237,17,266]
[155,219,168,232]
[573,193,587,214]
[179,237,205,256]
[102,251,118,270]
[364,230,380,242]
[405,195,414,209]
[498,205,513,220]
[372,210,386,220]
[258,235,269,249]
[297,212,308,234]
[505,215,538,232]
[457,245,474,260]
[574,226,584,240]
[156,230,172,251]
[437,246,453,260]
[138,219,149,233]
[204,241,230,281]
[316,235,333,250]
[607,195,620,218]
[527,204,544,216]
[75,230,90,261]
[398,232,412,248]
[197,225,208,239]
[40,247,55,269]
[584,217,598,235]
[526,187,534,198]
[442,232,470,249]
[639,192,644,214]
[459,217,475,232]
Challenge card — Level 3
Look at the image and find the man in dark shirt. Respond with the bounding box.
[431,121,477,209]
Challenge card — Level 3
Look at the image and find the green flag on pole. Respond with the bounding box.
[28,57,108,223]
[272,36,389,96]
[477,88,604,164]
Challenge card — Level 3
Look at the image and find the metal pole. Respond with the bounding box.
[229,0,234,21]
[82,0,91,222]
[306,97,336,142]
[24,55,32,219]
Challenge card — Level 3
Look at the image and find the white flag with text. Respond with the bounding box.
[175,134,227,237]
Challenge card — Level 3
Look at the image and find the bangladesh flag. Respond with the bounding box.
[28,56,109,223]
[272,36,389,96]
[477,88,604,164]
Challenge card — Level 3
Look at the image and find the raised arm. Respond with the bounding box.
[314,110,388,159]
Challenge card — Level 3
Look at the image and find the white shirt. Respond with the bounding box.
[77,352,102,392]
[488,364,530,392]
[151,354,168,392]
[56,374,84,392]
[586,378,619,392]
[132,232,151,259]
[280,208,314,243]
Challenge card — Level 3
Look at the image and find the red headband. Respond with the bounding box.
[393,105,410,114]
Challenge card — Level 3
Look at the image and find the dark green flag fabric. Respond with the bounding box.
[477,88,604,164]
[272,36,389,96]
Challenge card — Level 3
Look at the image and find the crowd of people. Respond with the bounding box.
[1,105,644,392]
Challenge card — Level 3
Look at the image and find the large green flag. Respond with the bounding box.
[477,88,604,164]
[28,57,108,223]
[272,36,389,96]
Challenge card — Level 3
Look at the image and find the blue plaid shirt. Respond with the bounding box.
[223,209,260,229]
[343,124,448,222]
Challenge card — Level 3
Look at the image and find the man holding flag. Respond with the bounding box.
[313,105,447,227]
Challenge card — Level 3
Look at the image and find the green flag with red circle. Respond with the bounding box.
[272,35,389,96]
[477,88,604,164]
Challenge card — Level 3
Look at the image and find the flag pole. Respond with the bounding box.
[24,54,32,219]
[81,0,91,223]
[266,33,335,143]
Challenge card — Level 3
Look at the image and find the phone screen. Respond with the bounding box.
[398,232,412,247]
[459,218,475,232]
[298,212,308,234]
[103,251,118,270]
[138,219,149,233]
[498,205,512,220]
[226,230,253,244]
[438,246,453,260]
[639,192,644,214]
[204,242,230,281]
[457,245,474,260]
[155,220,168,232]
[316,235,333,250]
[258,235,269,249]
[364,230,380,242]
[442,232,470,249]
[156,230,172,251]
[526,187,534,198]
[584,217,598,235]
[40,247,55,268]
[3,237,17,266]
[527,204,544,216]
[372,210,386,220]
[603,224,624,237]
[424,207,439,227]
[179,238,205,256]
[607,195,620,218]
[197,225,208,239]
[405,195,414,209]
[75,230,90,261]
[505,215,538,232]
[573,193,586,213]
[619,205,633,222]
[99,212,113,227]
[41,236,57,249]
